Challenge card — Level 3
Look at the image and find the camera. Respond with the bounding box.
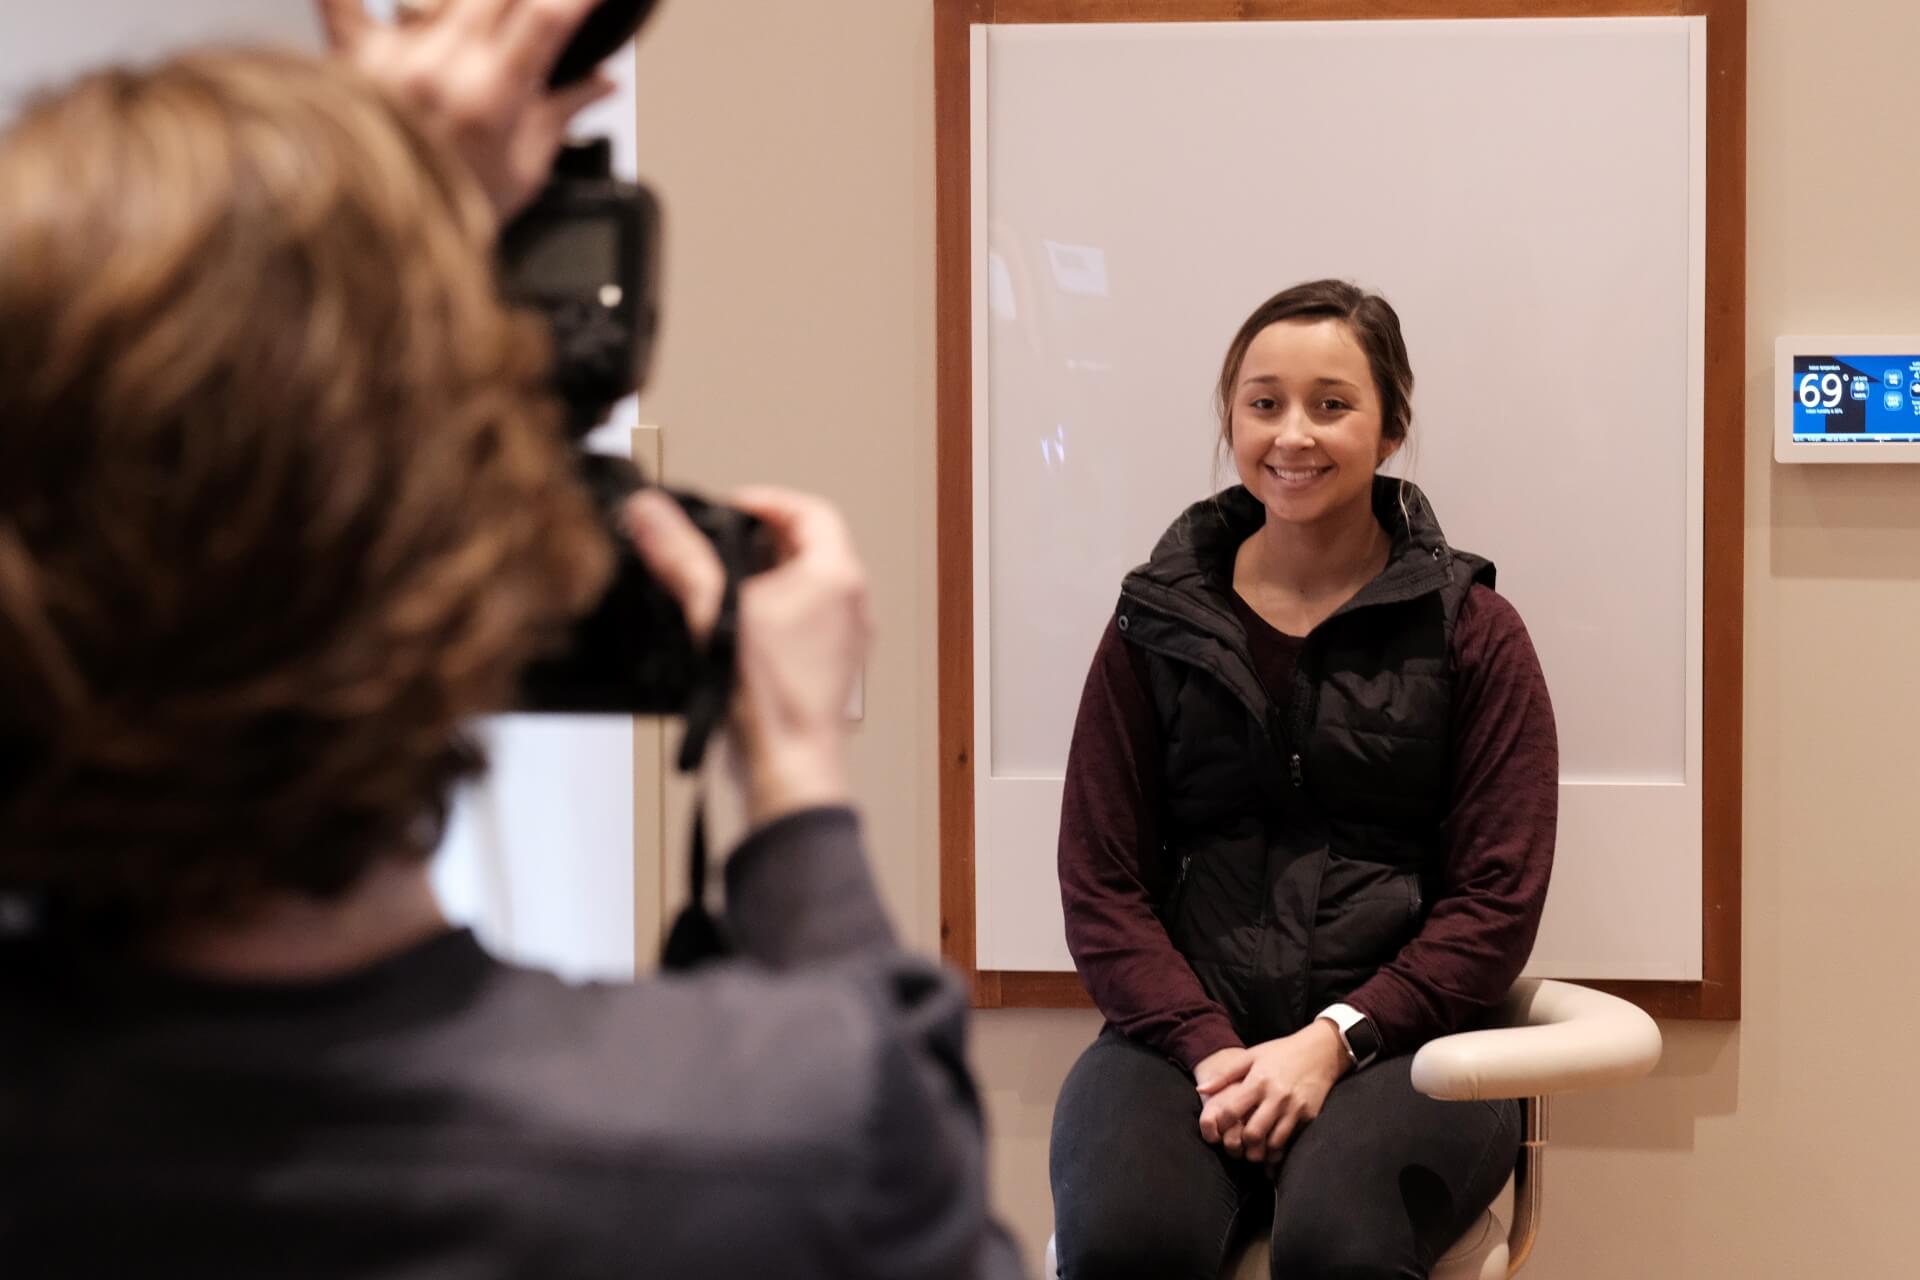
[498,0,775,721]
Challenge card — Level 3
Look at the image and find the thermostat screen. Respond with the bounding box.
[1792,355,1920,443]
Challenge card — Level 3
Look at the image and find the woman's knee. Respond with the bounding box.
[1050,1033,1242,1279]
[1050,1033,1200,1183]
[1051,1141,1236,1280]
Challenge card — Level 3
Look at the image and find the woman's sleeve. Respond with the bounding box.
[1341,585,1559,1056]
[1058,617,1241,1072]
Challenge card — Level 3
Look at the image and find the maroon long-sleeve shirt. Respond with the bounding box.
[1058,584,1557,1071]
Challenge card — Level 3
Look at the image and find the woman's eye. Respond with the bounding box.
[1318,399,1351,413]
[1250,397,1277,411]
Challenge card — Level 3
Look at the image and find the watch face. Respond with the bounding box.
[1347,1018,1383,1064]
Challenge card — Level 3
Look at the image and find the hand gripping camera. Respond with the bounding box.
[499,0,773,764]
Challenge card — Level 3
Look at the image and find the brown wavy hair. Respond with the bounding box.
[0,50,611,927]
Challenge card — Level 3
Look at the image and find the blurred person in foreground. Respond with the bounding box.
[0,3,1019,1276]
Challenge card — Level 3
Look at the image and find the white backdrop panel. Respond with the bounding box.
[973,18,1706,979]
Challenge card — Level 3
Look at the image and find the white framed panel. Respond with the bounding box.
[972,18,1709,980]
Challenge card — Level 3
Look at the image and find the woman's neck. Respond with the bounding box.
[1240,492,1390,606]
[149,858,448,982]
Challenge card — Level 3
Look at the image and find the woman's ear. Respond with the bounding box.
[1377,435,1404,466]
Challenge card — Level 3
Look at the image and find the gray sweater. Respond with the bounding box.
[0,807,1024,1280]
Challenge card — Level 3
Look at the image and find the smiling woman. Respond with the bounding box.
[1049,279,1560,1279]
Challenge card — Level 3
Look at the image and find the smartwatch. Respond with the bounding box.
[1317,1003,1382,1070]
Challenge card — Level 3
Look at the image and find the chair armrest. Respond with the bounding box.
[1409,979,1663,1102]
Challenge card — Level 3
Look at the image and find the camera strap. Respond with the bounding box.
[659,572,742,972]
[659,796,727,971]
[674,562,739,776]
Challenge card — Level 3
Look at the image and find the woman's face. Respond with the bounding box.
[1228,318,1398,530]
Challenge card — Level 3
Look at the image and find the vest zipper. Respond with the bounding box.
[1163,852,1194,921]
[1286,634,1319,792]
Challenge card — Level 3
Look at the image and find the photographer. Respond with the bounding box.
[0,3,1019,1277]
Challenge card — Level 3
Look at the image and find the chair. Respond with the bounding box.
[1044,979,1663,1280]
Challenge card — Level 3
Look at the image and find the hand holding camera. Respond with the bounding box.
[628,488,872,825]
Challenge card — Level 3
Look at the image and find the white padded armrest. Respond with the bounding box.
[1409,979,1662,1102]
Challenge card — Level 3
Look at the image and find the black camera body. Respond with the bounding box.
[498,139,661,439]
[498,0,774,720]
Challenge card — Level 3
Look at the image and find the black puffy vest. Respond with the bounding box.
[1117,478,1493,1046]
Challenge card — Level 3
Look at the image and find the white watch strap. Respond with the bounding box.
[1317,1002,1368,1066]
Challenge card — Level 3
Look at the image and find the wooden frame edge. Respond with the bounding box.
[988,0,1691,20]
[1688,0,1746,1022]
[935,0,987,1000]
[977,974,1737,1019]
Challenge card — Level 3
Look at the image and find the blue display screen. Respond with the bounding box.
[1792,355,1920,443]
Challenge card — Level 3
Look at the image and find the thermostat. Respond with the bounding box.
[1776,336,1920,463]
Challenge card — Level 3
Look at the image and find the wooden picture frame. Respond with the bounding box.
[935,0,1746,1020]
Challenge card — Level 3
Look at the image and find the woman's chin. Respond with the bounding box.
[1255,484,1331,525]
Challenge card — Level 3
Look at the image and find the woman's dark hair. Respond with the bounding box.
[0,51,612,929]
[1214,279,1415,447]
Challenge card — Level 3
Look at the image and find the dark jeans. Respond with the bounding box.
[1050,1028,1520,1280]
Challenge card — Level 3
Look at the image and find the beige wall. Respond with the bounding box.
[633,2,1920,1274]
